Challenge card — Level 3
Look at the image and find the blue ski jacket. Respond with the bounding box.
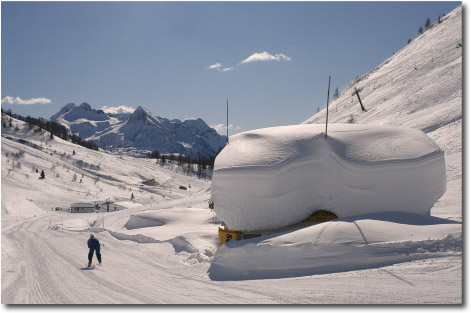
[88,237,100,249]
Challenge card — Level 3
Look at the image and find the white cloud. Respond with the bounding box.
[206,63,233,72]
[211,123,241,135]
[1,96,52,105]
[241,51,291,64]
[206,63,222,70]
[101,105,135,114]
[207,51,291,73]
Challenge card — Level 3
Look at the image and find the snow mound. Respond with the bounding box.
[167,236,198,254]
[211,124,446,232]
[108,231,197,254]
[208,212,461,281]
[125,214,166,230]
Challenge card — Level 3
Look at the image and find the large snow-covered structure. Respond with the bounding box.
[211,124,446,232]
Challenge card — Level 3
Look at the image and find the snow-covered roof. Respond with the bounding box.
[211,124,446,232]
[70,203,97,208]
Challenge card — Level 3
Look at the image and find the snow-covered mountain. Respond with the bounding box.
[50,102,114,139]
[51,103,227,158]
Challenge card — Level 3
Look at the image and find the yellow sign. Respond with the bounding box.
[218,227,241,245]
[305,210,338,223]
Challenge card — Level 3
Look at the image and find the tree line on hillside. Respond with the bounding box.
[148,150,216,179]
[408,14,446,45]
[316,13,452,117]
[1,108,99,151]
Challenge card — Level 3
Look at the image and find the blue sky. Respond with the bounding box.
[1,1,461,135]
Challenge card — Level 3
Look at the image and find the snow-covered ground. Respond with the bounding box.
[1,6,462,305]
[1,115,462,304]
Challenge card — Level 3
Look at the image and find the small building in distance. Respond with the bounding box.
[70,200,120,213]
[69,202,98,213]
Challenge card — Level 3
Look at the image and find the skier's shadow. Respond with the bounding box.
[79,266,95,270]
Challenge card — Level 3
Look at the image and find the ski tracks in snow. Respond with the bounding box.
[1,215,278,304]
[3,217,167,303]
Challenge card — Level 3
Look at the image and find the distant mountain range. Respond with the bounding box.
[50,103,227,158]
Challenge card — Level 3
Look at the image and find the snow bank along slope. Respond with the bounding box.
[209,211,461,281]
[305,6,462,221]
[212,124,446,232]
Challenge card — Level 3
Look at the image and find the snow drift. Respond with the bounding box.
[208,211,461,281]
[211,124,446,232]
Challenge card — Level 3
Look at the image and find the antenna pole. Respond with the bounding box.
[325,76,331,138]
[226,97,229,144]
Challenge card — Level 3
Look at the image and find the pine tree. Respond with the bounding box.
[131,193,134,201]
[333,87,339,100]
[407,38,412,44]
[425,17,431,29]
[438,15,441,24]
[40,170,45,179]
[418,26,423,35]
[151,150,160,159]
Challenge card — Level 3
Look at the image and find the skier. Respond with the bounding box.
[87,234,102,267]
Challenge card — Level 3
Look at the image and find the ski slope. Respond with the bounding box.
[1,6,462,304]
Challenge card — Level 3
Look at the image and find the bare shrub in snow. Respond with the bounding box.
[347,115,356,124]
[12,150,25,159]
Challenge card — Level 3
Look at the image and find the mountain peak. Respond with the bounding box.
[79,102,92,111]
[183,118,209,131]
[127,106,156,125]
[62,103,77,113]
[50,103,77,121]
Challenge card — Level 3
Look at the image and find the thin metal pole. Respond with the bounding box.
[226,97,229,144]
[355,89,366,112]
[325,76,331,138]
